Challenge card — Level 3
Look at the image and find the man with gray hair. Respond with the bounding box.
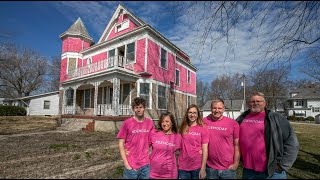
[236,92,299,179]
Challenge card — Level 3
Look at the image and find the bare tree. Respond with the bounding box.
[174,1,320,68]
[248,65,289,111]
[196,78,209,108]
[0,42,48,98]
[209,73,243,100]
[300,51,320,81]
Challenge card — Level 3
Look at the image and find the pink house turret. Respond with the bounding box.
[59,18,94,82]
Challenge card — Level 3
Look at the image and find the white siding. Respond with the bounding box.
[29,94,59,116]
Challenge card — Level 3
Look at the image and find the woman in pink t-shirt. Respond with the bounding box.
[149,111,182,179]
[178,104,209,179]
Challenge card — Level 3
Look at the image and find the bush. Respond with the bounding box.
[305,116,315,121]
[0,105,26,116]
[287,116,297,121]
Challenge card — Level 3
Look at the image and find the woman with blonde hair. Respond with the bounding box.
[178,104,209,179]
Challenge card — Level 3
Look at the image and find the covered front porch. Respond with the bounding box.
[61,70,140,116]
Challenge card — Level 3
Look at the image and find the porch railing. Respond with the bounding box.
[64,104,133,116]
[68,55,135,79]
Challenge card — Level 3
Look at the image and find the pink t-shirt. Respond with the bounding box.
[117,117,154,169]
[203,115,240,170]
[149,129,182,179]
[239,111,267,172]
[178,125,209,171]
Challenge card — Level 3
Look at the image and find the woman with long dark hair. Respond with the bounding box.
[178,104,209,179]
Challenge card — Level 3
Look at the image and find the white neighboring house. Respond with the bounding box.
[201,99,245,120]
[2,91,60,116]
[287,87,320,118]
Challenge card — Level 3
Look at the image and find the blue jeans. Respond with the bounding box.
[243,168,287,179]
[178,169,200,179]
[123,164,150,179]
[206,166,236,179]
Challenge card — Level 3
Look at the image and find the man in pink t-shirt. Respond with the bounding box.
[117,97,154,179]
[236,92,299,179]
[203,99,240,179]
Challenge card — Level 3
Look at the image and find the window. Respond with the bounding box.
[295,100,304,106]
[87,57,92,65]
[84,89,91,108]
[121,84,131,104]
[66,88,74,106]
[115,20,129,33]
[44,100,50,109]
[313,107,320,112]
[158,85,166,110]
[126,42,135,61]
[175,69,180,86]
[108,49,115,67]
[160,47,167,68]
[187,95,191,107]
[187,70,191,84]
[67,58,76,74]
[140,83,150,108]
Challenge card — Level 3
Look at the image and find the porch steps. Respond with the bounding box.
[58,118,94,131]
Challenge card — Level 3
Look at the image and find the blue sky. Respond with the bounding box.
[0,1,311,83]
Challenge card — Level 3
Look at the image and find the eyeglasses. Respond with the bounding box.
[188,112,197,115]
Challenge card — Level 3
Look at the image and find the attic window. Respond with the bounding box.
[115,20,129,33]
[87,57,92,65]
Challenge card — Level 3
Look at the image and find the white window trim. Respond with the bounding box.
[157,84,167,110]
[67,57,78,75]
[187,70,191,84]
[43,100,50,109]
[115,19,129,33]
[137,79,152,109]
[159,47,168,70]
[125,41,136,63]
[175,69,180,87]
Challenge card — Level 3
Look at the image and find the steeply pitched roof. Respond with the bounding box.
[202,99,244,111]
[291,87,320,99]
[60,17,94,43]
[98,4,146,43]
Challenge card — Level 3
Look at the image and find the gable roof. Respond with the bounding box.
[98,4,146,43]
[60,17,94,44]
[3,91,60,101]
[290,87,320,99]
[202,99,244,111]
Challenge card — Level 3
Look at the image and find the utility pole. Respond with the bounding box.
[241,74,246,112]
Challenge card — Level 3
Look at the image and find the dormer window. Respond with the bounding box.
[115,20,129,33]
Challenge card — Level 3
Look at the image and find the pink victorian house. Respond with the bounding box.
[59,4,197,124]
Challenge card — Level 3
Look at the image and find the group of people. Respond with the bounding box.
[117,92,299,179]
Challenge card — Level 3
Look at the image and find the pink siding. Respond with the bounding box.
[175,63,196,95]
[62,38,82,53]
[146,39,174,84]
[134,39,146,72]
[83,52,107,66]
[106,17,138,41]
[60,57,68,82]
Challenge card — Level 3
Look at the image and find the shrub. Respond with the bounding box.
[305,116,315,122]
[287,116,296,121]
[0,105,26,116]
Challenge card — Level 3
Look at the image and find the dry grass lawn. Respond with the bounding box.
[0,117,319,179]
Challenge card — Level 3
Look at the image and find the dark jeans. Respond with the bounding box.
[123,164,150,179]
[243,168,287,179]
[206,166,236,179]
[178,169,201,179]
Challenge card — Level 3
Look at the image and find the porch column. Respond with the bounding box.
[93,81,101,115]
[72,86,77,115]
[62,89,66,115]
[112,78,120,116]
